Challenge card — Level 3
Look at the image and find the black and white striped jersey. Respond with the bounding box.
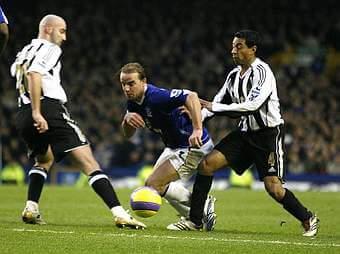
[202,58,284,131]
[10,38,67,106]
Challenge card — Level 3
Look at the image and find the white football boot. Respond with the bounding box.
[203,195,217,231]
[114,209,146,230]
[167,217,202,231]
[22,206,46,225]
[302,214,320,237]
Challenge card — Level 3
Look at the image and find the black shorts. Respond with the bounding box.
[215,125,285,181]
[15,98,89,162]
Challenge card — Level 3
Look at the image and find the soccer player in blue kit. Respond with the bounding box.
[0,5,9,55]
[120,62,216,231]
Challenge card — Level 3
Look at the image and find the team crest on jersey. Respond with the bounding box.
[170,89,182,98]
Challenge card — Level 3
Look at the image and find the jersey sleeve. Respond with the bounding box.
[212,65,274,113]
[151,88,188,110]
[201,108,214,121]
[0,6,8,24]
[27,44,61,75]
[201,76,231,121]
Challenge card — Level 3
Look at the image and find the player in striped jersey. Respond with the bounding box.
[10,15,145,229]
[0,5,9,55]
[120,62,216,230]
[170,30,319,236]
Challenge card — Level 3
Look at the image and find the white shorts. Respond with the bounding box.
[154,139,214,180]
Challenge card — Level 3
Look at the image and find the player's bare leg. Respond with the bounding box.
[69,145,146,229]
[264,176,319,237]
[145,160,179,195]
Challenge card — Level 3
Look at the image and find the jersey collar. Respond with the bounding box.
[135,84,148,105]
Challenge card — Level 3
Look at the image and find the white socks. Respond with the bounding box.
[164,181,191,217]
[111,206,130,220]
[26,200,39,211]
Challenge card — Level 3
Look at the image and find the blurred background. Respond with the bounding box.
[0,0,339,186]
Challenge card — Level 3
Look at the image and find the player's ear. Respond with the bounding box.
[44,25,53,35]
[252,46,257,53]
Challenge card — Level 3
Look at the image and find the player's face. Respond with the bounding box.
[231,37,255,65]
[120,72,146,102]
[51,22,67,46]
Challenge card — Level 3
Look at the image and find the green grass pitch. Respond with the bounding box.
[1,185,339,254]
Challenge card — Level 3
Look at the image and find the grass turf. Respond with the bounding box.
[0,185,339,254]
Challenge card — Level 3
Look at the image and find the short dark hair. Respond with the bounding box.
[234,30,260,48]
[120,62,146,80]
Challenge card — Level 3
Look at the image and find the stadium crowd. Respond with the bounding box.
[1,0,339,176]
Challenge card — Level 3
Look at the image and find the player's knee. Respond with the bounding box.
[35,157,54,171]
[79,157,100,174]
[145,177,164,194]
[35,160,53,171]
[35,150,54,170]
[70,146,100,173]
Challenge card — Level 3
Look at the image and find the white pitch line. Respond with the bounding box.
[9,228,340,248]
[13,228,75,234]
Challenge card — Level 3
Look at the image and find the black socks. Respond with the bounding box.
[280,188,312,222]
[27,166,48,202]
[189,174,213,226]
[88,170,121,209]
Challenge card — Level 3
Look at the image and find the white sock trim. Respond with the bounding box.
[88,174,108,186]
[29,169,47,179]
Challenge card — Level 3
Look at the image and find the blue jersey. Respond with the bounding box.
[127,84,210,149]
[0,6,8,24]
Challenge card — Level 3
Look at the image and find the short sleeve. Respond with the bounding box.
[0,6,8,24]
[27,45,61,75]
[150,88,188,110]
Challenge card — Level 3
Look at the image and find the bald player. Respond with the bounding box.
[10,14,146,229]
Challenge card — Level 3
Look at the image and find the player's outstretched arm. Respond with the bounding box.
[27,71,49,133]
[185,91,203,148]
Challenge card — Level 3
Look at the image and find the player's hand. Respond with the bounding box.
[189,128,203,148]
[124,112,145,129]
[199,99,213,111]
[32,111,49,133]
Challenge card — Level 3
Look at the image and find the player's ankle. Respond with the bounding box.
[26,200,39,210]
[111,206,129,219]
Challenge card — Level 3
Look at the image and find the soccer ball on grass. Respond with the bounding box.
[130,186,162,218]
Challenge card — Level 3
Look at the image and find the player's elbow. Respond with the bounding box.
[187,91,199,99]
[186,91,199,105]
